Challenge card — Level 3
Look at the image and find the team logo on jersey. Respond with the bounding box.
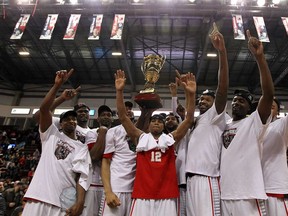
[76,131,85,144]
[222,128,237,149]
[55,140,75,160]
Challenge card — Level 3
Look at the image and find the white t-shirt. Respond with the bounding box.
[85,128,103,186]
[24,124,91,207]
[221,111,271,200]
[186,103,227,177]
[262,116,288,194]
[175,130,189,185]
[103,125,136,192]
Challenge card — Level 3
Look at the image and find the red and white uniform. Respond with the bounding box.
[186,104,226,216]
[23,124,91,215]
[221,110,271,216]
[262,116,288,215]
[100,125,136,216]
[130,133,178,216]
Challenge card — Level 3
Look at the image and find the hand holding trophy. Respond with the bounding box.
[134,54,165,108]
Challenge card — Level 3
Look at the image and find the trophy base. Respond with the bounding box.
[134,93,162,109]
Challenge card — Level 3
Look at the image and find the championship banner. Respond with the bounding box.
[110,14,125,40]
[253,16,270,42]
[232,14,245,40]
[63,14,81,40]
[88,14,103,40]
[281,17,288,36]
[40,14,58,40]
[10,14,30,40]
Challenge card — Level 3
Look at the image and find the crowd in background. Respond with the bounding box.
[0,128,41,216]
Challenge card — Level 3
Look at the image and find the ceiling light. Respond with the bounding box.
[112,52,122,56]
[207,53,217,57]
[19,51,30,56]
[70,0,78,4]
[272,0,280,4]
[231,0,237,5]
[257,0,265,6]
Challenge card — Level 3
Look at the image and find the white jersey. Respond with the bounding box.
[175,130,189,185]
[85,128,102,186]
[221,111,271,200]
[262,116,288,194]
[186,103,227,177]
[103,125,136,192]
[24,124,91,207]
[52,116,91,144]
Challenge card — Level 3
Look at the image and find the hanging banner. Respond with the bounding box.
[110,14,125,40]
[281,17,288,36]
[40,14,58,40]
[232,14,245,40]
[253,16,270,42]
[88,14,103,40]
[63,14,81,40]
[10,14,30,39]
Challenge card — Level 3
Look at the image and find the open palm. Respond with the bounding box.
[115,69,126,91]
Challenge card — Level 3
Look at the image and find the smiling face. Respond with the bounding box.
[75,107,90,127]
[60,115,77,135]
[198,94,214,115]
[165,114,179,133]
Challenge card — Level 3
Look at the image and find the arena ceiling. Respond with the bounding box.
[0,0,288,98]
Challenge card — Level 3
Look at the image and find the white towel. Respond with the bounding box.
[136,133,175,153]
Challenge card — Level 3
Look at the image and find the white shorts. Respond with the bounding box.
[99,192,132,216]
[82,186,104,216]
[22,201,65,216]
[265,196,288,216]
[221,199,267,216]
[129,198,177,216]
[186,175,220,216]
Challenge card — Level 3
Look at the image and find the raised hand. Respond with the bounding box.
[247,30,264,57]
[210,22,226,52]
[55,69,74,86]
[61,86,81,101]
[114,69,126,91]
[169,81,177,97]
[180,72,196,94]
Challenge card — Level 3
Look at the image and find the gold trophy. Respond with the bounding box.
[134,54,165,108]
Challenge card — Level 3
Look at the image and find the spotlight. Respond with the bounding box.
[272,0,280,4]
[257,0,265,6]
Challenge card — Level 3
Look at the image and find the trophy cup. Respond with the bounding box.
[134,54,165,108]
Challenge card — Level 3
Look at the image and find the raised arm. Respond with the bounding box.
[39,69,74,132]
[247,30,274,123]
[34,86,80,124]
[210,23,229,114]
[135,107,155,132]
[115,70,143,141]
[172,72,196,144]
[89,126,108,163]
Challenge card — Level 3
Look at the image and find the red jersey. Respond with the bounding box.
[132,146,179,199]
